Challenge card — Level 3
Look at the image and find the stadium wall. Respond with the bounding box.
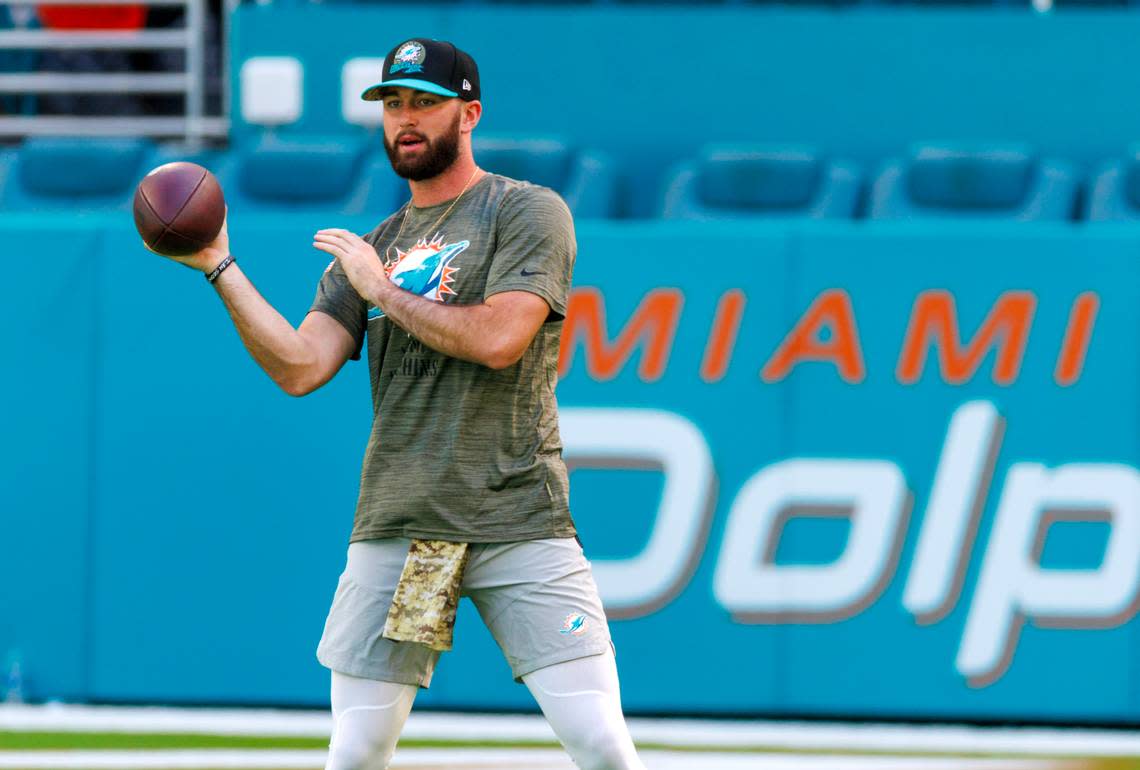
[4,215,1139,722]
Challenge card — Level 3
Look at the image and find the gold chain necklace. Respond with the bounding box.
[384,166,482,266]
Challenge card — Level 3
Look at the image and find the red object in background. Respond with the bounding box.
[37,5,148,30]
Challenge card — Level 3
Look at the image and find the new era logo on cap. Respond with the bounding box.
[360,38,481,103]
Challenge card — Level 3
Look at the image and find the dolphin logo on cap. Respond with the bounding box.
[391,41,426,74]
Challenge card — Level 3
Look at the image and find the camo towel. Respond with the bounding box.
[382,539,470,651]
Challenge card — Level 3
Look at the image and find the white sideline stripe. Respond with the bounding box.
[0,750,330,769]
[0,704,1136,757]
[0,704,331,736]
[0,749,1063,769]
[639,758,1058,770]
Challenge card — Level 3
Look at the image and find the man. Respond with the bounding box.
[160,38,646,770]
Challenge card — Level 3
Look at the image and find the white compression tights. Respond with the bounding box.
[324,673,416,770]
[523,649,647,770]
[324,649,645,770]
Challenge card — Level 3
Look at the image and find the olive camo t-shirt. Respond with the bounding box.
[309,173,577,543]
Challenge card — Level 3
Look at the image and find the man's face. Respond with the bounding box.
[381,88,462,181]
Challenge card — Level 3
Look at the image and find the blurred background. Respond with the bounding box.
[2,0,1140,767]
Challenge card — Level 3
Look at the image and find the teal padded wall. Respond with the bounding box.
[0,219,102,702]
[2,215,1139,722]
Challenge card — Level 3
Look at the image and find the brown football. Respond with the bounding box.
[133,162,225,257]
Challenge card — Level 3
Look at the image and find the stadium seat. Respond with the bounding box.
[0,137,151,211]
[1049,0,1129,6]
[241,57,304,127]
[876,0,1008,6]
[1084,145,1140,221]
[473,135,620,218]
[659,144,860,220]
[144,143,225,175]
[211,133,391,215]
[868,143,1077,220]
[36,5,147,29]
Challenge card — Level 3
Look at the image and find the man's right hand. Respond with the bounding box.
[145,211,230,275]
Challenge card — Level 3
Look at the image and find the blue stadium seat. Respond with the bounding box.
[212,133,388,215]
[473,135,619,218]
[1050,0,1130,6]
[659,144,860,220]
[0,137,151,212]
[877,0,1010,6]
[868,143,1077,220]
[143,144,225,176]
[1085,145,1140,221]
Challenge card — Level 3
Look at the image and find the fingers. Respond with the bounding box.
[312,237,367,261]
[315,229,366,248]
[312,239,344,259]
[313,231,370,262]
[312,233,347,247]
[313,232,351,249]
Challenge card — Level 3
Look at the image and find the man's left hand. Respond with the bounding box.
[313,229,392,305]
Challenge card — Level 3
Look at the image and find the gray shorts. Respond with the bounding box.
[316,537,612,687]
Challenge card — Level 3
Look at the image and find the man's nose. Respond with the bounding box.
[397,107,418,127]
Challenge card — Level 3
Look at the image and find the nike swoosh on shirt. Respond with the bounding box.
[520,268,545,276]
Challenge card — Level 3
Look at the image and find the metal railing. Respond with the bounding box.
[0,0,226,143]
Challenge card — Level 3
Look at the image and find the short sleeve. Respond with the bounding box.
[484,185,575,319]
[308,258,367,360]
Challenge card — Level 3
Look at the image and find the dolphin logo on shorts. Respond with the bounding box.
[560,613,588,636]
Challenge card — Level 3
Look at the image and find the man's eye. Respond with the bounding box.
[384,101,400,109]
[419,98,435,106]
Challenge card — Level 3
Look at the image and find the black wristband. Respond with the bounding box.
[205,254,235,284]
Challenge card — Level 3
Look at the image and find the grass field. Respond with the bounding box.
[0,705,1136,770]
[0,731,1133,769]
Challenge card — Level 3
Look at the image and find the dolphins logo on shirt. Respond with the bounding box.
[368,234,468,320]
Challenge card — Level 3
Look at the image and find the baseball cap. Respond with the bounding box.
[361,38,480,102]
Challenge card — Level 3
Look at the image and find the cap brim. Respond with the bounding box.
[361,79,459,101]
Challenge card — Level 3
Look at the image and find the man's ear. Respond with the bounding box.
[461,100,482,133]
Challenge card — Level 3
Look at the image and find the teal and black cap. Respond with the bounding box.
[361,38,480,102]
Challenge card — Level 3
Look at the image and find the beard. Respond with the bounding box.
[384,113,461,181]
